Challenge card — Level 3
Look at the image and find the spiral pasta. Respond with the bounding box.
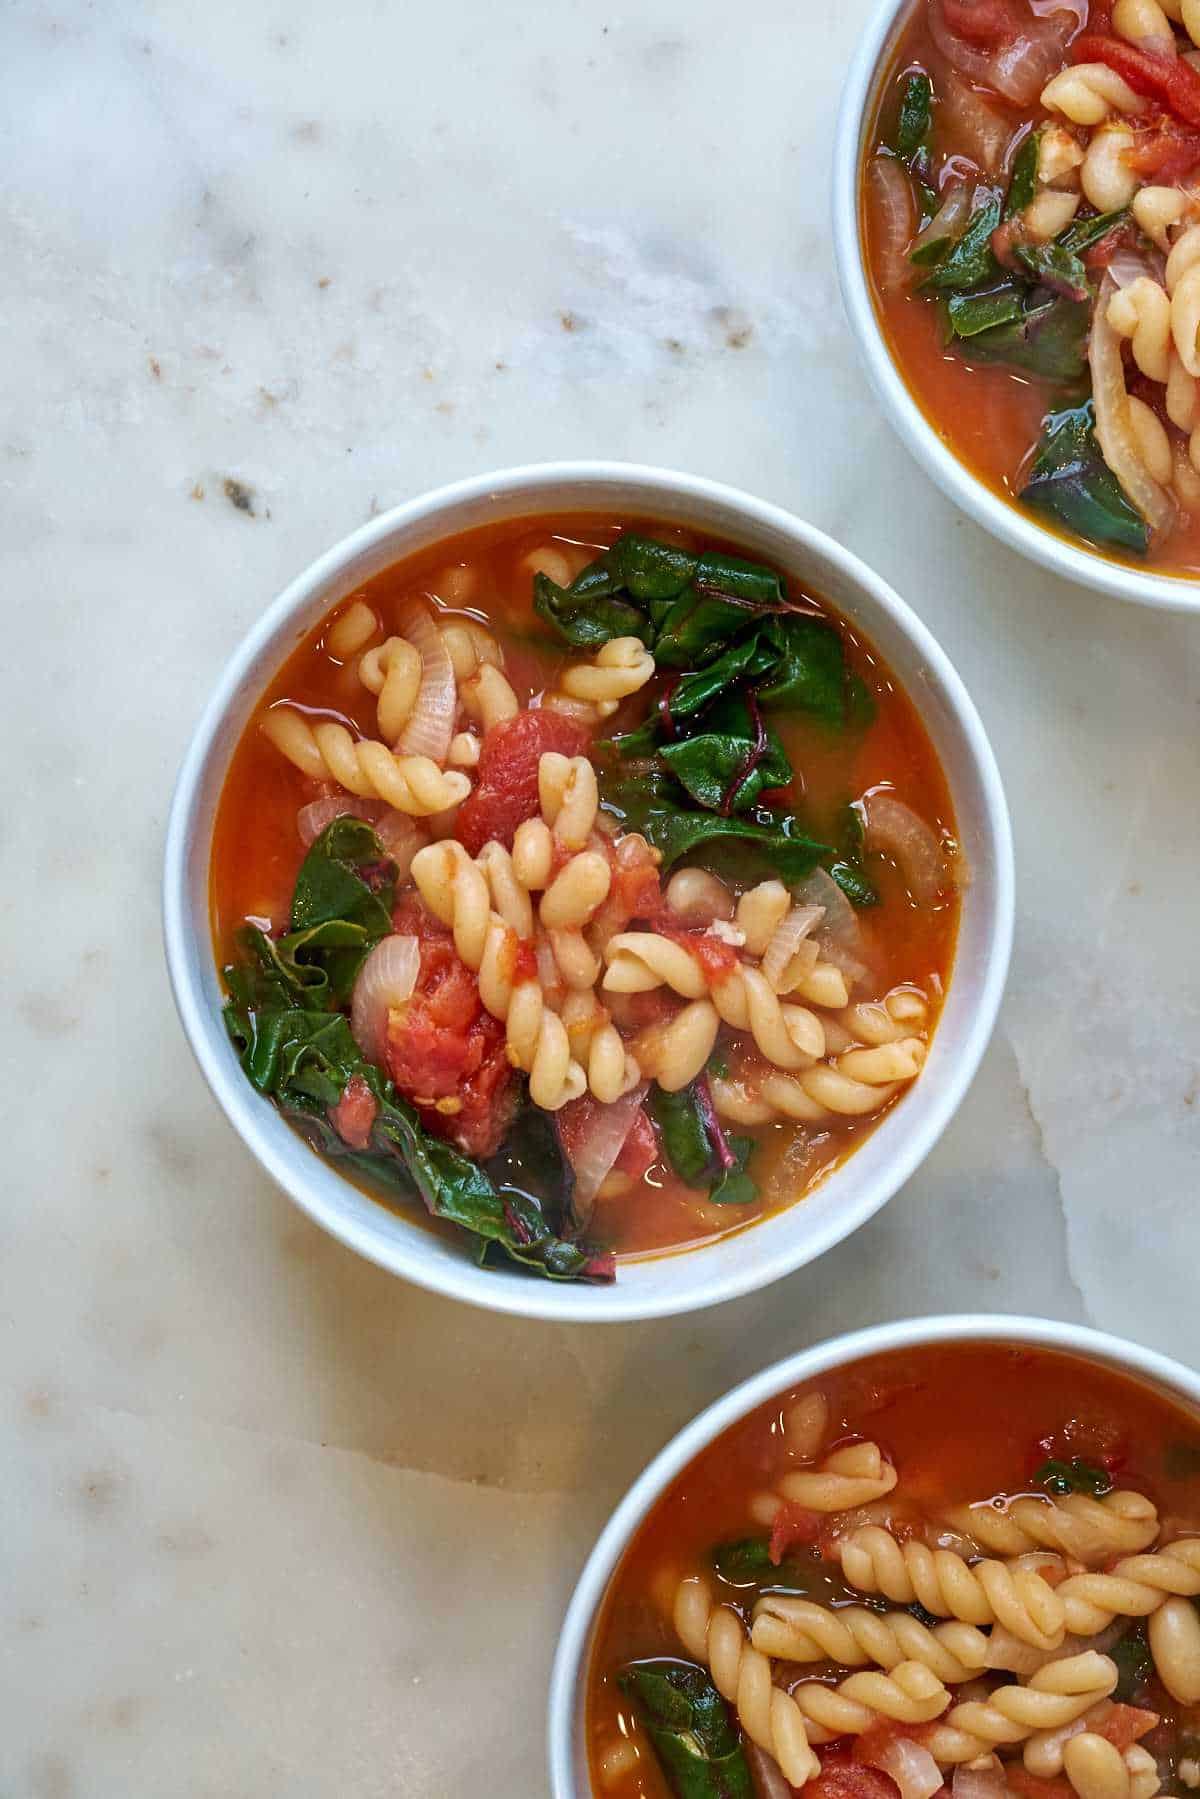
[633,1000,721,1090]
[539,752,599,851]
[943,1490,1160,1564]
[554,637,655,720]
[326,598,379,660]
[751,1597,990,1685]
[1041,63,1143,125]
[922,1655,1119,1764]
[1064,1736,1161,1799]
[673,1575,820,1787]
[440,619,501,681]
[1055,1535,1200,1634]
[1148,1592,1200,1703]
[462,662,519,731]
[1107,279,1173,385]
[837,1527,1068,1649]
[260,709,471,817]
[776,1441,898,1511]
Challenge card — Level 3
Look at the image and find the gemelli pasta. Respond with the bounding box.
[587,1340,1200,1797]
[211,516,960,1285]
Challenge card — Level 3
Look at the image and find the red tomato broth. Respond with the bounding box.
[861,3,1200,579]
[586,1342,1200,1797]
[210,514,959,1264]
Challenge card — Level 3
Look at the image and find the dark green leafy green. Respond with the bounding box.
[711,1538,774,1584]
[962,290,1090,383]
[620,1661,753,1799]
[660,694,791,814]
[651,1079,756,1205]
[1165,1441,1200,1480]
[223,821,607,1284]
[1005,128,1042,219]
[1015,240,1089,303]
[1020,401,1150,554]
[1060,207,1127,255]
[601,766,828,880]
[1033,1457,1113,1497]
[532,571,649,648]
[946,282,1027,339]
[923,191,1002,293]
[826,801,880,908]
[484,1102,578,1234]
[894,70,933,165]
[1111,1628,1153,1703]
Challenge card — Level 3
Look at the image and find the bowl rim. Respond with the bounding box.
[547,1311,1200,1795]
[162,458,1014,1324]
[831,0,1200,616]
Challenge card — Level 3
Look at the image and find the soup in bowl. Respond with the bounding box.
[164,464,1012,1321]
[835,0,1200,609]
[551,1316,1200,1795]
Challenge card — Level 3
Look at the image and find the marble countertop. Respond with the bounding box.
[5,0,1199,1792]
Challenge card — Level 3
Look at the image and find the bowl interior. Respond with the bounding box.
[165,463,1012,1323]
[831,0,1200,614]
[548,1313,1200,1795]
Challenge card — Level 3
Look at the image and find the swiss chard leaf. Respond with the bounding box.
[923,190,1002,293]
[826,801,880,907]
[1111,1627,1153,1704]
[894,70,933,166]
[602,767,829,880]
[1015,240,1089,303]
[660,694,791,814]
[1033,1457,1113,1497]
[532,571,649,648]
[961,290,1090,383]
[1020,401,1150,554]
[609,532,698,601]
[711,1537,774,1584]
[756,613,852,724]
[1059,206,1127,254]
[620,1661,754,1799]
[946,282,1027,339]
[651,1078,756,1204]
[261,817,399,1004]
[1005,127,1042,219]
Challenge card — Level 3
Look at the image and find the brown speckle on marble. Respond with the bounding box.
[78,1469,123,1514]
[25,1384,57,1422]
[292,119,321,142]
[16,1612,43,1633]
[190,482,205,501]
[107,1696,142,1731]
[317,276,332,289]
[222,476,256,516]
[148,355,161,378]
[559,310,584,332]
[30,1754,73,1799]
[158,1524,215,1559]
[145,1118,198,1180]
[19,992,80,1038]
[713,306,753,350]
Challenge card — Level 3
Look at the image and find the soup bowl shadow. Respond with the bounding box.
[162,461,1013,1324]
[547,1312,1200,1794]
[832,0,1200,615]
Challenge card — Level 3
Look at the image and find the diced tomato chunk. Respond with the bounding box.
[383,899,516,1158]
[454,708,590,854]
[1074,36,1200,128]
[1004,1769,1075,1799]
[613,1108,658,1181]
[940,0,1020,42]
[329,1072,378,1150]
[803,1749,900,1799]
[659,921,740,981]
[769,1501,821,1565]
[1035,1415,1128,1473]
[1100,1705,1160,1750]
[1128,116,1200,183]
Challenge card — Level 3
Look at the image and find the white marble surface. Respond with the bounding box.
[4,0,1199,1792]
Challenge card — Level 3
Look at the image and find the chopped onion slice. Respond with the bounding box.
[951,1761,1012,1799]
[392,599,458,762]
[1090,273,1176,540]
[911,183,972,262]
[562,1083,650,1228]
[942,77,1010,174]
[350,934,420,1066]
[746,1743,794,1799]
[1029,0,1086,23]
[792,867,870,985]
[863,1736,944,1799]
[868,156,917,290]
[296,796,381,846]
[762,904,824,991]
[862,793,948,907]
[929,0,1071,105]
[988,1620,1128,1678]
[374,810,429,882]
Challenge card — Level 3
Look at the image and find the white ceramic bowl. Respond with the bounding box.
[832,2,1200,615]
[163,461,1013,1324]
[548,1312,1200,1794]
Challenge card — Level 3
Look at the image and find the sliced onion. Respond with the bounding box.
[987,1619,1128,1678]
[791,867,870,984]
[374,809,429,881]
[746,1743,793,1799]
[863,1736,944,1799]
[562,1082,651,1226]
[1109,248,1164,291]
[1090,272,1176,539]
[911,183,972,262]
[296,795,381,846]
[392,598,457,762]
[941,75,1012,174]
[350,933,420,1066]
[862,793,948,907]
[762,904,824,990]
[1028,0,1086,21]
[952,1761,1012,1799]
[868,155,917,290]
[929,1,1071,105]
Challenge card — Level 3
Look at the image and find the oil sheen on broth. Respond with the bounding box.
[212,516,958,1283]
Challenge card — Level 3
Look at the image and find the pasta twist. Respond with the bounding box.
[539,752,599,851]
[790,1661,950,1745]
[440,619,501,681]
[1080,123,1139,213]
[462,662,519,731]
[1149,1593,1200,1704]
[326,598,379,660]
[1107,279,1173,384]
[555,637,655,719]
[1132,184,1190,252]
[1041,63,1143,125]
[943,1491,1160,1565]
[1064,1736,1161,1799]
[358,636,422,744]
[560,991,641,1105]
[632,999,720,1090]
[922,1654,1119,1764]
[776,1441,898,1511]
[837,1527,1068,1650]
[1056,1536,1200,1635]
[260,710,471,817]
[673,1576,820,1786]
[751,1597,990,1685]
